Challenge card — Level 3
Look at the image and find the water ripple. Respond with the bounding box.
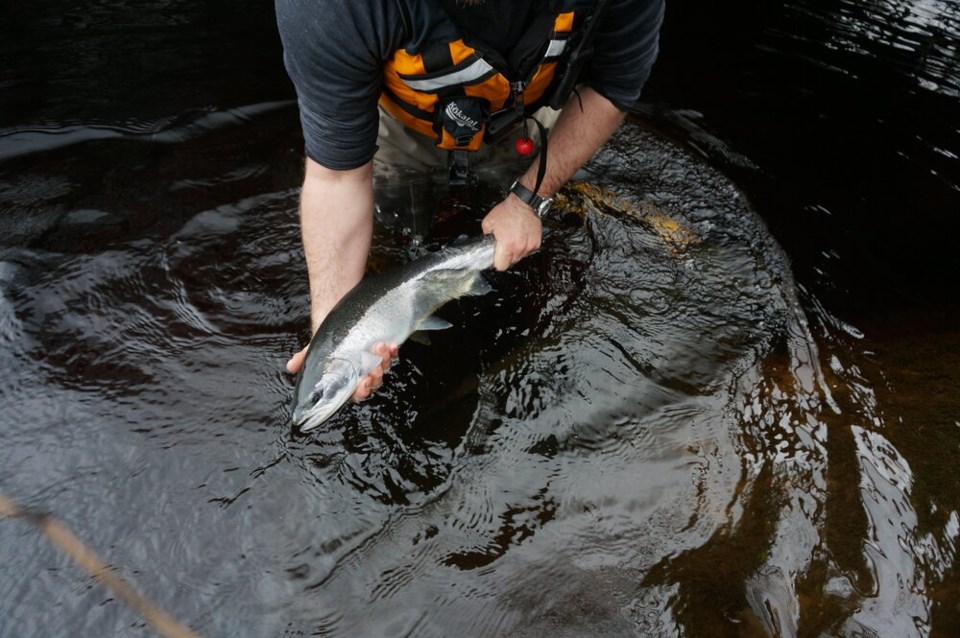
[0,101,295,163]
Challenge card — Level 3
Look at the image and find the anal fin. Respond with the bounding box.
[409,315,454,346]
[419,316,453,331]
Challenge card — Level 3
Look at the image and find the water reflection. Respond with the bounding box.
[812,0,960,97]
[2,0,960,635]
[0,116,810,635]
[2,115,957,636]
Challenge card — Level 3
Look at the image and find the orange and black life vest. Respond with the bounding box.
[380,0,593,152]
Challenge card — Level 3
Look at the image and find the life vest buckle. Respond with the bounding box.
[486,107,524,143]
[486,80,528,144]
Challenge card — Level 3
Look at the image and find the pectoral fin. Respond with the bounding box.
[360,350,383,375]
[465,274,492,296]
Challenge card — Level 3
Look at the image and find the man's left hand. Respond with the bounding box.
[481,194,542,270]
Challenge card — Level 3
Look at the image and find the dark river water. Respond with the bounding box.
[1,1,959,637]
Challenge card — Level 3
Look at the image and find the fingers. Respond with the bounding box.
[494,243,512,271]
[351,342,397,402]
[481,216,494,236]
[351,365,383,402]
[286,346,308,374]
[368,361,385,391]
[490,245,508,270]
[491,232,542,270]
[353,377,372,402]
[482,197,543,271]
[372,342,398,372]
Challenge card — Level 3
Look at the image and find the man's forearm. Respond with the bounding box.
[300,158,375,332]
[480,87,625,270]
[518,86,626,197]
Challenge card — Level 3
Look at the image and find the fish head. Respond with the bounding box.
[291,357,361,431]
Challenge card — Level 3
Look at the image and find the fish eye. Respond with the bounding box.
[307,391,321,406]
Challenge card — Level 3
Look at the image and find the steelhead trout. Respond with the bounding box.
[291,235,496,431]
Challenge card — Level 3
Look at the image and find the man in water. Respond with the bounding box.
[276,0,664,397]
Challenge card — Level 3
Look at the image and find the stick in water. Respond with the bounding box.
[0,492,200,638]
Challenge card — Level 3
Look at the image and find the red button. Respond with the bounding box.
[515,137,535,155]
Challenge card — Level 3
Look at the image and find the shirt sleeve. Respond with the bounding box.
[586,0,665,111]
[275,0,407,170]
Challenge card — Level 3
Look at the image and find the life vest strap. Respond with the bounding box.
[447,150,472,186]
[400,57,497,93]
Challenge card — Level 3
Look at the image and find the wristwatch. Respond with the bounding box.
[509,180,553,218]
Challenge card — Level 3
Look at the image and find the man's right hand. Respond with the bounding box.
[481,191,543,271]
[286,342,398,401]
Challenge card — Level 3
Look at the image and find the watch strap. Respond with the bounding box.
[509,180,552,217]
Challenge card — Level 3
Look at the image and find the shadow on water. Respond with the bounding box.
[2,0,960,637]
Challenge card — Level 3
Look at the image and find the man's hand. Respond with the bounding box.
[287,342,399,402]
[480,88,625,271]
[480,89,625,272]
[481,193,543,270]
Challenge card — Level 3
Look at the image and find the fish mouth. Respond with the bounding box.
[292,409,326,433]
[291,396,345,432]
[290,407,308,428]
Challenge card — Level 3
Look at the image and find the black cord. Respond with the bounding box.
[526,114,549,195]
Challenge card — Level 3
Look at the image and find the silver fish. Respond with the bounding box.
[291,235,496,431]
